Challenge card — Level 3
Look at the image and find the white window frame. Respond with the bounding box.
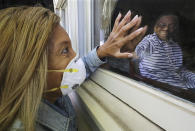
[90,68,195,131]
[56,0,94,57]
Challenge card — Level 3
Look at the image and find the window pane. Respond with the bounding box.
[101,0,195,102]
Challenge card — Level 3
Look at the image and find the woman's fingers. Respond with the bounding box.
[118,15,139,36]
[116,27,147,59]
[128,26,147,41]
[98,11,147,59]
[119,26,145,47]
[112,13,122,32]
[133,25,147,44]
[115,10,131,32]
[130,16,142,33]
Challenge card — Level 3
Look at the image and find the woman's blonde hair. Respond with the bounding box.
[0,6,60,130]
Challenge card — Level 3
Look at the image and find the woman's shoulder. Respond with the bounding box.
[143,33,157,40]
[137,33,156,48]
[9,118,24,131]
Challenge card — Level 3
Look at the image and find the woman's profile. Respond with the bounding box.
[0,6,146,131]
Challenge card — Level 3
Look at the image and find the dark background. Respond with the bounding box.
[0,0,54,11]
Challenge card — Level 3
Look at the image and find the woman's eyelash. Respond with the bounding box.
[61,48,68,54]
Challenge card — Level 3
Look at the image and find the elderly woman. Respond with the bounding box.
[0,7,146,130]
[135,13,195,88]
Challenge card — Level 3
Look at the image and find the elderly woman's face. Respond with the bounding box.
[46,25,76,99]
[154,15,178,41]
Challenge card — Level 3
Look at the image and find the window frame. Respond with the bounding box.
[91,0,195,129]
[90,68,195,131]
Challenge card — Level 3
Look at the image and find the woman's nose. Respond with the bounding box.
[71,49,76,58]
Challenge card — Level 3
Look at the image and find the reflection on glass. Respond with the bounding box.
[103,0,195,102]
[135,14,195,88]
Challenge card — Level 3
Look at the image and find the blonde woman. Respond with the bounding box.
[0,7,147,131]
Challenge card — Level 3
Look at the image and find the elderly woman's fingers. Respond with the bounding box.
[115,10,131,32]
[112,13,122,32]
[142,26,148,35]
[138,25,147,39]
[115,52,133,58]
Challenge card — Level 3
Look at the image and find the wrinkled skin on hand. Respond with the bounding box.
[97,11,147,59]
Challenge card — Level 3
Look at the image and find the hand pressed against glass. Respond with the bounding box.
[97,11,147,58]
[154,15,178,41]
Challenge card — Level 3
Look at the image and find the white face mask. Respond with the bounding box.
[60,58,86,95]
[47,58,86,95]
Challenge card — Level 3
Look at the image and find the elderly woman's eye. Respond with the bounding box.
[61,48,68,54]
[158,23,167,28]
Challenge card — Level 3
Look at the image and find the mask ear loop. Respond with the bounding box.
[45,68,79,93]
[48,69,78,73]
[44,85,69,93]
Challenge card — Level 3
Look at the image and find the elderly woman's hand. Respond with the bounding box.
[97,11,147,58]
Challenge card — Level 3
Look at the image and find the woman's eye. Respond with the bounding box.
[61,48,68,54]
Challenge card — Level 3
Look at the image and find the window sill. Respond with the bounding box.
[89,68,195,131]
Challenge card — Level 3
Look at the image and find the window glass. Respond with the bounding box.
[100,0,195,102]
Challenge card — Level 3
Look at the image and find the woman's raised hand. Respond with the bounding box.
[97,10,147,58]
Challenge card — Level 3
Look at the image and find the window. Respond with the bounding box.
[99,0,195,103]
[55,1,195,130]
